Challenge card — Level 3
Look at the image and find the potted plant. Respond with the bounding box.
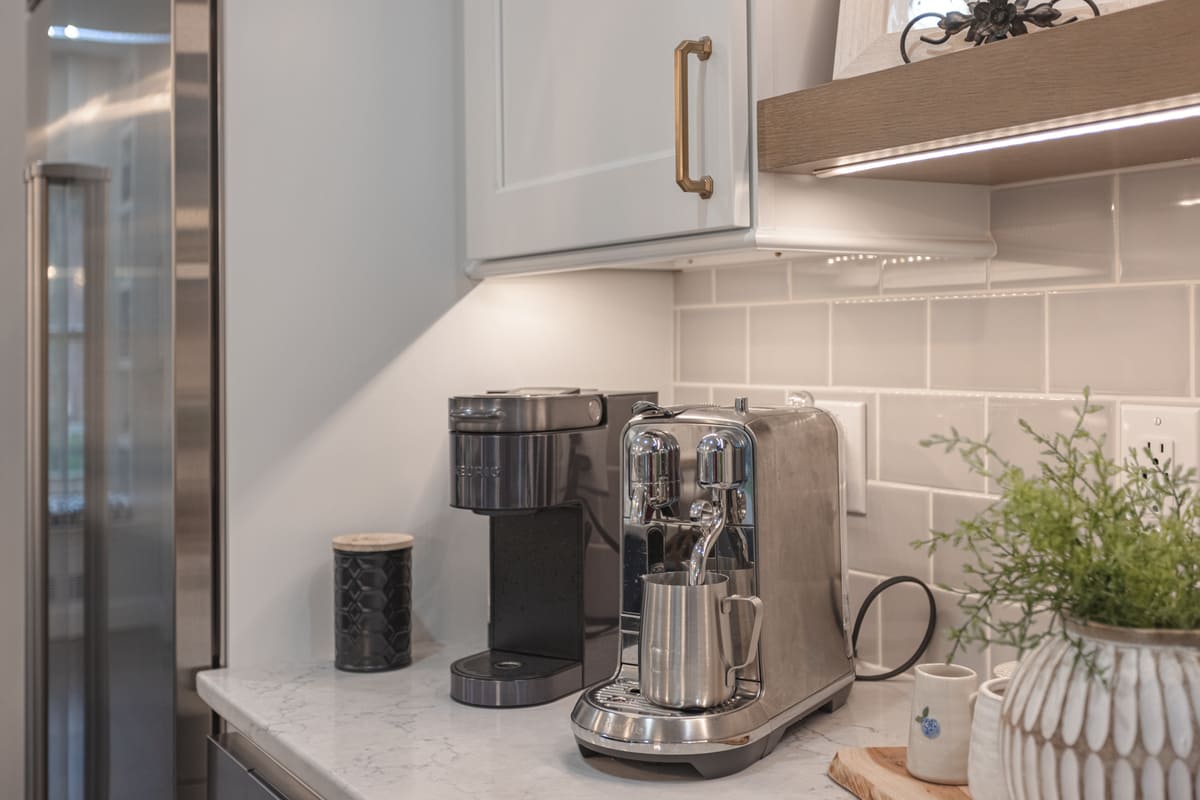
[920,390,1200,800]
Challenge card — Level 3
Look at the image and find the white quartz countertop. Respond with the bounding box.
[198,643,914,800]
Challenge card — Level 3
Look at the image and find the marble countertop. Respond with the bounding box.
[198,643,914,800]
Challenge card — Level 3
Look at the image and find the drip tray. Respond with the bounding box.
[586,675,758,718]
[450,649,582,708]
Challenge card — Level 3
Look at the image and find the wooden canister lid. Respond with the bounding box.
[332,533,414,552]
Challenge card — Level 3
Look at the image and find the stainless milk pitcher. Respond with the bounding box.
[639,572,764,709]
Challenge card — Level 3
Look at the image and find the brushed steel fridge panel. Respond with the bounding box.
[23,1,219,797]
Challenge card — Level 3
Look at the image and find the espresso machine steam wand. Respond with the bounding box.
[688,431,748,585]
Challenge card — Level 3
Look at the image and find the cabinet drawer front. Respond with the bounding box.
[465,0,751,262]
[208,734,323,800]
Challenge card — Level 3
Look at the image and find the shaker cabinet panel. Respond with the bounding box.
[465,0,752,262]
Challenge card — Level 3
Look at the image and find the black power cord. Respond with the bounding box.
[851,575,937,682]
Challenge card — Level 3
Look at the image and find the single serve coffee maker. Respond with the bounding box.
[448,388,654,707]
[571,397,855,777]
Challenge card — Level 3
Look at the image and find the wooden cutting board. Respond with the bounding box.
[828,747,973,800]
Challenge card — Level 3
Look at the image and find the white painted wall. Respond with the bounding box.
[0,3,27,791]
[222,0,674,665]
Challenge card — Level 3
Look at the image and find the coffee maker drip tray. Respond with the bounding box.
[450,649,582,708]
[586,675,758,719]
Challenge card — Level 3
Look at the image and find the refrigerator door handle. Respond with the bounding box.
[23,161,110,800]
[24,161,50,800]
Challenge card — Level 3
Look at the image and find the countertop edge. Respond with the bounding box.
[199,671,367,800]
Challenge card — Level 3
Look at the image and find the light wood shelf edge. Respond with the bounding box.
[758,0,1200,185]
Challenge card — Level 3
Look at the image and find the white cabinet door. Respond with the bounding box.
[465,0,751,263]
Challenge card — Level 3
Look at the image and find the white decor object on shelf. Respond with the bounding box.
[969,677,1011,800]
[834,0,1165,79]
[1000,620,1200,800]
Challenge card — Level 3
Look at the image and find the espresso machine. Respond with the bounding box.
[571,397,855,777]
[448,388,654,707]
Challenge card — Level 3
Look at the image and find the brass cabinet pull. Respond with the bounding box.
[674,36,713,199]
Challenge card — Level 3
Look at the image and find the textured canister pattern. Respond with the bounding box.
[333,534,413,672]
[999,623,1200,800]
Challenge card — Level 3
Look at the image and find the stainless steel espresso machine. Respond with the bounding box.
[571,398,855,777]
[448,388,654,707]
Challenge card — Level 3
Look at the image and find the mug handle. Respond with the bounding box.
[721,594,764,683]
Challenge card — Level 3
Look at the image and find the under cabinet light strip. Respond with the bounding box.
[813,103,1200,178]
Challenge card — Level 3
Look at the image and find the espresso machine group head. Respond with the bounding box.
[571,398,855,777]
[447,388,654,708]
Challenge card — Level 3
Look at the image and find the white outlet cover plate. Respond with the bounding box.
[817,400,868,515]
[1120,404,1200,474]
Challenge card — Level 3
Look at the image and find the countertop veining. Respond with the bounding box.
[198,643,914,800]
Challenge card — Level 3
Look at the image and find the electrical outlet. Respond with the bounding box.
[817,400,867,515]
[1120,404,1200,477]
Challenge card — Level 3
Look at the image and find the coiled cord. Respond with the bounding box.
[851,575,937,682]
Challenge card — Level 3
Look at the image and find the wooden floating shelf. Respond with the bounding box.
[757,0,1200,185]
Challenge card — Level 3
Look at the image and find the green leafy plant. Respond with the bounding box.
[917,388,1200,670]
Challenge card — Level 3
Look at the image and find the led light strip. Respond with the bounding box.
[814,103,1200,178]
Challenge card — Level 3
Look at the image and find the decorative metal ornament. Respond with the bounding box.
[901,0,1101,64]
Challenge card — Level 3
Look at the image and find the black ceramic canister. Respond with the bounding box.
[333,533,413,672]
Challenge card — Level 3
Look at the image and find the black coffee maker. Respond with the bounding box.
[447,388,654,707]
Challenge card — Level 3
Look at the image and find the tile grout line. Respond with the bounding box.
[674,308,680,384]
[926,491,935,585]
[1043,292,1051,394]
[983,395,992,494]
[1192,286,1197,398]
[1112,173,1122,284]
[744,306,751,385]
[675,382,1193,404]
[1114,397,1124,459]
[871,478,997,500]
[827,302,834,387]
[874,392,882,483]
[924,298,932,390]
[671,278,1200,312]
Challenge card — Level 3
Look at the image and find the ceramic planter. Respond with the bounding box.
[1000,620,1200,800]
[969,677,1011,800]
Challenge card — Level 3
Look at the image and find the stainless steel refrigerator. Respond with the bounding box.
[23,0,220,798]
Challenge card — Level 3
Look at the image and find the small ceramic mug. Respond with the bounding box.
[907,663,978,785]
[968,677,1011,800]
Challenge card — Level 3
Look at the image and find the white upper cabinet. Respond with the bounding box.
[464,1,997,277]
[464,0,751,262]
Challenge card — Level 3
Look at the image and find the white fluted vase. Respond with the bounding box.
[1000,620,1200,800]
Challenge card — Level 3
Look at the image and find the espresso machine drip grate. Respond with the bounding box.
[586,675,757,718]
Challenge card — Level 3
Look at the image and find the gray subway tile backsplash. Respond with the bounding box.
[930,294,1044,392]
[1048,286,1188,396]
[879,393,986,492]
[790,254,881,298]
[674,269,713,305]
[989,175,1115,288]
[986,395,1115,492]
[678,307,746,384]
[670,161,1200,674]
[711,386,788,407]
[672,385,710,405]
[715,263,789,303]
[930,492,993,589]
[1118,163,1200,282]
[848,571,882,666]
[832,299,927,387]
[749,303,829,386]
[846,483,931,577]
[882,257,987,294]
